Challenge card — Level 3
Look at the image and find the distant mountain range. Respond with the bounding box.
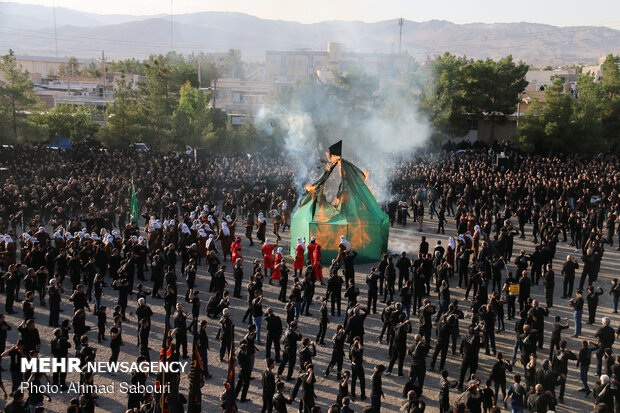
[1,2,619,66]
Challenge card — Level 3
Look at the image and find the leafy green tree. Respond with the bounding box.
[573,73,603,147]
[58,57,80,77]
[461,56,528,140]
[172,82,212,148]
[0,49,46,142]
[97,75,142,147]
[519,78,574,153]
[35,104,100,141]
[599,54,620,146]
[419,53,471,141]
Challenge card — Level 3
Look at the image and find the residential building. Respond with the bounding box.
[265,42,412,83]
[206,78,293,116]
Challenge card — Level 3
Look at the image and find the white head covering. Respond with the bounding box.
[104,234,114,243]
[65,232,73,240]
[208,215,215,225]
[226,215,232,222]
[297,237,306,251]
[474,225,481,234]
[449,237,456,250]
[265,238,271,245]
[198,229,207,238]
[112,230,119,238]
[4,235,12,243]
[0,235,4,243]
[169,219,175,226]
[37,226,45,234]
[181,223,191,235]
[258,212,266,224]
[138,236,146,245]
[190,211,196,221]
[282,200,288,210]
[221,222,230,236]
[458,234,465,243]
[91,232,100,241]
[310,236,316,242]
[54,229,64,239]
[163,220,170,230]
[339,235,350,251]
[277,247,283,255]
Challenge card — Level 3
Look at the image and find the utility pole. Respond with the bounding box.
[101,50,107,97]
[398,17,404,55]
[198,60,201,88]
[52,0,58,57]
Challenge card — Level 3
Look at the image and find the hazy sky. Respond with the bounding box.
[4,0,620,28]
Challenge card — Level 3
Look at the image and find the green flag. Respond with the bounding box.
[130,179,139,225]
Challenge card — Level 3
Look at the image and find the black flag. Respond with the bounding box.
[328,140,342,158]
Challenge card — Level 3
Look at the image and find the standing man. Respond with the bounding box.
[219,308,234,361]
[569,289,584,337]
[370,364,386,412]
[51,328,70,390]
[542,264,555,308]
[561,255,578,298]
[349,337,366,401]
[261,358,276,413]
[264,308,283,363]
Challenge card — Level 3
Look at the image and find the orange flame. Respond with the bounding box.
[305,184,317,196]
[325,152,341,167]
[363,170,369,181]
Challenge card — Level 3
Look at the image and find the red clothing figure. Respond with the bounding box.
[294,237,306,270]
[231,237,242,264]
[262,240,275,270]
[313,243,324,284]
[272,247,283,281]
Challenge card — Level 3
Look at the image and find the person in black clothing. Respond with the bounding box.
[595,317,615,377]
[325,325,346,380]
[387,313,411,376]
[109,316,123,364]
[383,256,396,303]
[458,326,483,390]
[265,308,283,363]
[262,358,277,413]
[278,321,302,381]
[51,327,71,390]
[569,289,584,337]
[430,313,453,372]
[439,369,458,413]
[366,268,379,314]
[327,269,343,316]
[219,308,234,361]
[489,352,512,405]
[542,263,555,308]
[377,253,387,296]
[349,337,366,401]
[316,298,329,344]
[561,255,579,298]
[278,261,289,303]
[48,277,64,327]
[549,316,570,360]
[586,285,604,324]
[577,340,598,395]
[273,381,292,413]
[234,339,251,402]
[552,339,577,403]
[370,364,385,412]
[408,333,430,390]
[342,250,357,286]
[418,299,436,344]
[232,258,244,299]
[518,270,531,311]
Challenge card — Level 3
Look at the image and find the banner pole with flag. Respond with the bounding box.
[154,323,171,413]
[187,330,204,413]
[130,178,139,226]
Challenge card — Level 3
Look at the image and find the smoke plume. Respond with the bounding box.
[256,70,431,204]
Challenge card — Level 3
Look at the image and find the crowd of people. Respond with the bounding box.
[0,141,618,413]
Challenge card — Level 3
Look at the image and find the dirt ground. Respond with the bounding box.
[1,213,617,413]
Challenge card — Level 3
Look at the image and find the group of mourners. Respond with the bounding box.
[0,141,618,413]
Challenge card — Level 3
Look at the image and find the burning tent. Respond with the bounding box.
[290,142,389,264]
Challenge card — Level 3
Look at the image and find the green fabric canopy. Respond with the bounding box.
[290,158,389,264]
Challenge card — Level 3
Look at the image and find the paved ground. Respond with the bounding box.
[1,212,618,413]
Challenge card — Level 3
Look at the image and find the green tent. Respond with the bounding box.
[290,158,389,264]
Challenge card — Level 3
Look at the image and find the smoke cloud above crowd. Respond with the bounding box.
[255,71,431,204]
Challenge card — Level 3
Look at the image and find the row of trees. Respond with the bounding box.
[519,54,620,153]
[1,47,618,154]
[418,53,529,142]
